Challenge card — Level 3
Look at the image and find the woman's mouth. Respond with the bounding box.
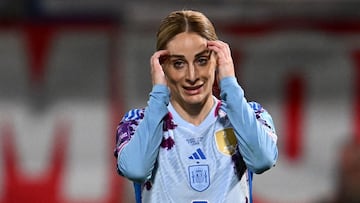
[183,85,203,95]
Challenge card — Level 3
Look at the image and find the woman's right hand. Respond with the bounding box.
[150,50,169,86]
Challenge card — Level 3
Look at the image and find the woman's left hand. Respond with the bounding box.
[207,40,235,81]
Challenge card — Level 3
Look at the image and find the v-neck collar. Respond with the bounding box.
[168,96,219,132]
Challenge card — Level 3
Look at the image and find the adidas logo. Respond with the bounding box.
[188,148,206,160]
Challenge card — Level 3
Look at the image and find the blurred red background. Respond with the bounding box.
[0,1,359,203]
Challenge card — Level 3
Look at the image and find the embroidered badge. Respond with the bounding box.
[188,165,210,192]
[215,128,238,155]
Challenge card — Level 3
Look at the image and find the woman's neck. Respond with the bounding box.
[170,96,215,126]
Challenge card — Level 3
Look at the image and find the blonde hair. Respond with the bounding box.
[156,10,218,50]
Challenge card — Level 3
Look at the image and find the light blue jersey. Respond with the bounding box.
[114,77,278,203]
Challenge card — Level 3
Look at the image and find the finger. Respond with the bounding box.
[207,40,235,79]
[210,41,232,58]
[208,45,231,66]
[151,50,169,69]
[150,50,169,85]
[208,41,229,60]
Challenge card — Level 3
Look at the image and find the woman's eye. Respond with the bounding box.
[196,57,209,66]
[173,60,185,69]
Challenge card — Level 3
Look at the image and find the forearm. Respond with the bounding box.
[220,77,278,174]
[118,85,169,181]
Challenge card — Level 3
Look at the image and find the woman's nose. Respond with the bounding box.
[185,63,198,83]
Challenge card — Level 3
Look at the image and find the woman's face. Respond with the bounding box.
[163,32,216,106]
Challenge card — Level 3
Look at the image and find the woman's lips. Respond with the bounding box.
[183,84,203,95]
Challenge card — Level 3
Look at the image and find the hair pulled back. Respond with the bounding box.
[156,10,218,51]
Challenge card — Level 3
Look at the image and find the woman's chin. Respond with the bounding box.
[183,94,210,105]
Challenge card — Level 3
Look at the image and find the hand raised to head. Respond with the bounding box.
[207,40,235,81]
[150,50,169,86]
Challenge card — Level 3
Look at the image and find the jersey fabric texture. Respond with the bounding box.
[114,76,278,203]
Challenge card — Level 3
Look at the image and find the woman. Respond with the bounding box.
[114,10,278,203]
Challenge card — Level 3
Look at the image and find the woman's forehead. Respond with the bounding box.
[166,32,208,55]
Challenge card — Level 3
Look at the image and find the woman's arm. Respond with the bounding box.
[208,40,277,174]
[115,84,169,182]
[115,49,170,182]
[220,76,278,174]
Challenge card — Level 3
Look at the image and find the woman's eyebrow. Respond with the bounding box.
[195,50,211,58]
[168,54,185,59]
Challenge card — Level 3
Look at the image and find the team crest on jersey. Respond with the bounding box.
[215,128,237,155]
[188,165,210,192]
